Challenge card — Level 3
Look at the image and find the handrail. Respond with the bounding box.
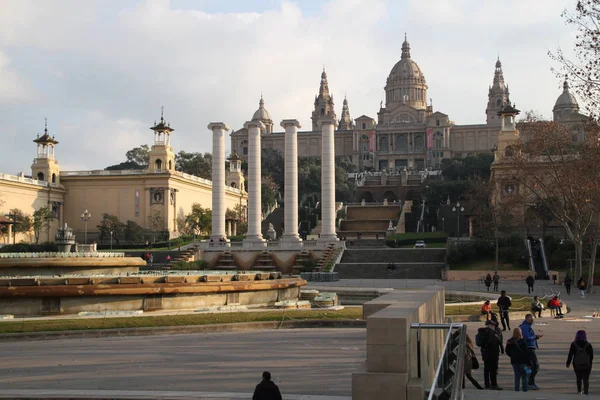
[539,238,550,278]
[525,238,536,273]
[410,323,466,400]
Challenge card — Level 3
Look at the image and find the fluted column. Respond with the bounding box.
[319,117,338,241]
[207,122,229,241]
[244,120,266,244]
[281,119,302,243]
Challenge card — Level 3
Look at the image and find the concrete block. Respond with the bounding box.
[366,344,408,373]
[366,313,410,346]
[406,377,424,400]
[352,367,408,400]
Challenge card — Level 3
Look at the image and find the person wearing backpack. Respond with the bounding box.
[477,320,504,390]
[566,330,594,395]
[506,327,530,392]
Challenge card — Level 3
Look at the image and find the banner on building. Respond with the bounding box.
[426,128,433,149]
[368,131,375,152]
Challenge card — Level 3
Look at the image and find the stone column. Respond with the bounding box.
[207,122,230,241]
[233,221,237,237]
[319,118,338,241]
[226,220,232,237]
[244,120,266,244]
[280,119,302,243]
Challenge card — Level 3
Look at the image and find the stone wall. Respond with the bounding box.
[337,263,445,279]
[444,269,559,281]
[341,249,446,264]
[352,287,445,400]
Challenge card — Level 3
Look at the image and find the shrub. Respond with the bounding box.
[0,242,59,253]
[386,232,448,248]
[169,260,209,270]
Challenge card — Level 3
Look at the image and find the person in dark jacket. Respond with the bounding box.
[497,290,512,331]
[484,274,492,292]
[564,274,573,295]
[253,371,282,400]
[506,327,530,392]
[525,275,535,294]
[566,330,594,395]
[477,320,504,390]
[464,335,484,390]
[578,277,587,298]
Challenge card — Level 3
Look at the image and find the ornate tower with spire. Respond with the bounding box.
[338,96,354,130]
[31,118,61,184]
[251,95,274,134]
[148,107,175,173]
[311,69,337,131]
[486,57,511,126]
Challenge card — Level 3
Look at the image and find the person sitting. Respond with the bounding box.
[548,296,564,316]
[481,300,496,321]
[531,296,543,318]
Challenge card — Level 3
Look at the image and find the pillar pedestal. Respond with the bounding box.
[319,118,339,242]
[243,120,266,245]
[280,119,302,244]
[208,122,229,242]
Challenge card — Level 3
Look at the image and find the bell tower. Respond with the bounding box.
[494,102,520,163]
[31,118,60,184]
[226,151,245,191]
[486,57,511,126]
[148,107,175,172]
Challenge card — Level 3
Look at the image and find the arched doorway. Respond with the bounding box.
[51,173,56,183]
[383,190,397,202]
[37,172,44,181]
[361,191,374,203]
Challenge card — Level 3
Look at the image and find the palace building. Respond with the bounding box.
[231,36,582,173]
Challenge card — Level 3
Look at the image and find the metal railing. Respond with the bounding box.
[410,323,466,400]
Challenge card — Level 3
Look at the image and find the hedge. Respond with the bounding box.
[386,232,448,248]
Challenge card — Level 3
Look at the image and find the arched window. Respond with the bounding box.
[504,146,514,157]
[395,135,408,152]
[51,173,56,183]
[231,182,237,188]
[414,135,425,151]
[362,122,366,129]
[321,108,325,116]
[168,160,172,170]
[155,159,163,170]
[37,172,44,181]
[379,136,389,152]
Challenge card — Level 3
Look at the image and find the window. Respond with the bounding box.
[379,136,389,152]
[168,160,172,170]
[436,119,440,126]
[321,108,325,116]
[37,172,44,181]
[395,135,408,152]
[414,135,424,151]
[51,173,56,183]
[362,122,366,129]
[155,159,163,170]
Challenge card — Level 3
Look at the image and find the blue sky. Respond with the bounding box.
[0,0,578,174]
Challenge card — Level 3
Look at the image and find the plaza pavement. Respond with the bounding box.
[1,278,599,399]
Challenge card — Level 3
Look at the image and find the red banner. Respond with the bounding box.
[426,128,433,149]
[368,131,375,152]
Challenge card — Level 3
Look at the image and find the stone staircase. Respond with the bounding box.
[169,247,197,264]
[336,248,446,279]
[339,204,401,239]
[315,244,337,271]
[396,200,412,233]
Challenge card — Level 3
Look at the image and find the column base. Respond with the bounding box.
[318,234,339,242]
[280,234,302,243]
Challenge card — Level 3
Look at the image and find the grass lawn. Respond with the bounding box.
[399,243,447,249]
[0,308,363,334]
[445,296,533,316]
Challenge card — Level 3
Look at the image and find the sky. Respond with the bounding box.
[0,0,579,175]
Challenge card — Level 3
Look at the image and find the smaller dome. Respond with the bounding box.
[554,80,579,110]
[252,95,272,121]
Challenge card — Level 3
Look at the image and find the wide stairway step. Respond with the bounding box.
[464,389,600,399]
[336,262,445,279]
[340,248,446,263]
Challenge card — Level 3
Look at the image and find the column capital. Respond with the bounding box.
[280,119,302,129]
[207,122,230,131]
[244,120,266,130]
[318,117,338,128]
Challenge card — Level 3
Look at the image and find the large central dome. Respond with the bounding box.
[384,35,428,110]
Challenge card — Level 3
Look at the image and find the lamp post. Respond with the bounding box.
[451,203,464,238]
[442,217,445,233]
[81,209,91,245]
[110,230,113,250]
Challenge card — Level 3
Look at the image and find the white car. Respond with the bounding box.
[414,240,426,248]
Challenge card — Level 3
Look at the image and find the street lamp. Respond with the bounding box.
[451,203,464,238]
[81,209,91,244]
[442,217,445,233]
[110,230,113,250]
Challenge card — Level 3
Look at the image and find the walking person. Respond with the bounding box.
[530,296,543,318]
[525,275,535,294]
[520,314,543,390]
[564,274,572,295]
[476,320,504,390]
[253,371,282,400]
[566,330,594,395]
[497,290,512,331]
[578,276,587,298]
[464,335,484,390]
[493,271,500,292]
[485,273,492,292]
[506,327,531,392]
